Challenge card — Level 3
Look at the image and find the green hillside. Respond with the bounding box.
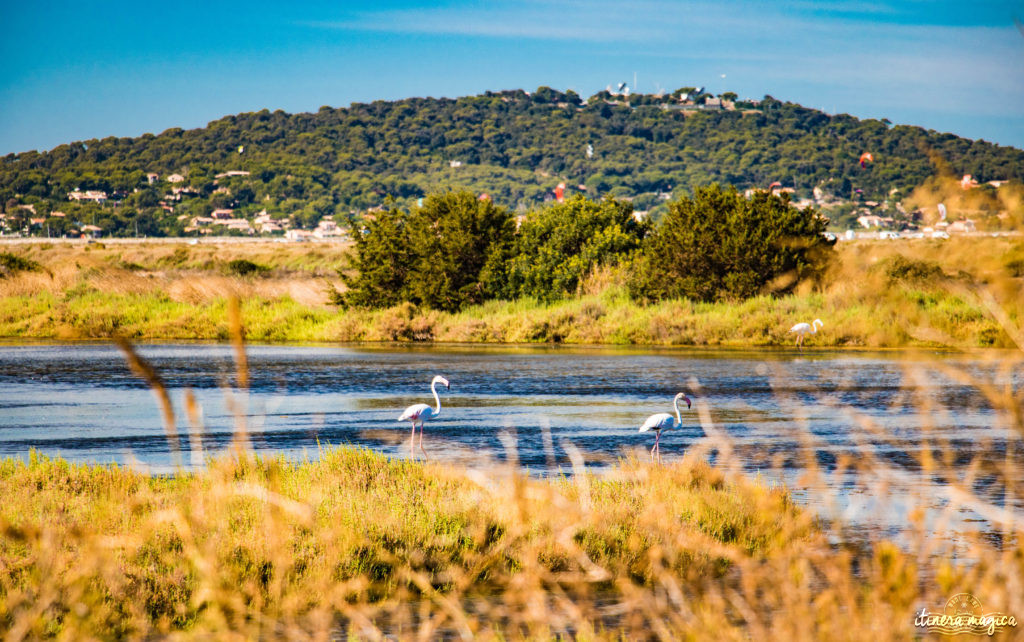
[2,87,1022,237]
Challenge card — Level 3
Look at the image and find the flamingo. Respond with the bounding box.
[789,318,823,348]
[398,375,450,461]
[638,392,691,463]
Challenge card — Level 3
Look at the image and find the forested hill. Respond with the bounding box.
[2,87,1023,237]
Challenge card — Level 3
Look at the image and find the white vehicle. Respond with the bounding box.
[879,231,900,240]
[932,230,950,239]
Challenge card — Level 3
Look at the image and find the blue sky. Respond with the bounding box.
[2,1,1023,154]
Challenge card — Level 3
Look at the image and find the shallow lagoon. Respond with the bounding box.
[1,342,1021,540]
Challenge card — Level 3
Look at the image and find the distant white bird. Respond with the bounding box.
[398,375,450,461]
[789,319,823,348]
[638,392,691,463]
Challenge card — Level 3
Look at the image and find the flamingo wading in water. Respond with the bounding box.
[398,375,450,461]
[789,318,823,348]
[639,392,692,463]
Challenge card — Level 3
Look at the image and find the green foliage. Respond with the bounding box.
[340,207,413,309]
[2,89,1022,238]
[880,255,945,284]
[405,192,515,311]
[0,252,42,277]
[629,185,835,302]
[224,259,270,277]
[341,192,514,311]
[507,195,647,301]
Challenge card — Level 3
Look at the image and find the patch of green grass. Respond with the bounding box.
[0,252,43,277]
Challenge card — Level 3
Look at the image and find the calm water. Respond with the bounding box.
[1,342,1022,537]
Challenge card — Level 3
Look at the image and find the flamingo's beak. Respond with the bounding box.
[684,396,692,409]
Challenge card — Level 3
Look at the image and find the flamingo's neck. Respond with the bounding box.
[673,396,683,428]
[431,381,442,416]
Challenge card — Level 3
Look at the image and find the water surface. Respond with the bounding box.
[2,342,1021,540]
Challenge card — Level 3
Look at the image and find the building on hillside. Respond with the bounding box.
[857,215,886,229]
[223,219,255,235]
[214,170,251,178]
[67,190,107,204]
[948,219,976,234]
[285,229,313,241]
[146,173,159,184]
[211,208,234,219]
[313,219,345,238]
[167,174,185,183]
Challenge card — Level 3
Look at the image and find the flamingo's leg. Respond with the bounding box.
[409,420,417,461]
[418,422,428,461]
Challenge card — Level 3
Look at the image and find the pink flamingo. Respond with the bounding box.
[639,392,691,463]
[398,375,450,461]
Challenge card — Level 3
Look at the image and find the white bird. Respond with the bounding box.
[398,375,450,461]
[638,392,691,463]
[789,319,823,348]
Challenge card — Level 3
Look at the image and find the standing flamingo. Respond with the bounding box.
[638,392,691,463]
[789,318,823,348]
[398,375,450,461]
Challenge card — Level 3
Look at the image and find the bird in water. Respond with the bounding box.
[398,375,450,461]
[789,318,823,348]
[638,392,692,463]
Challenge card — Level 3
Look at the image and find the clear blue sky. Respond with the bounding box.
[2,1,1023,155]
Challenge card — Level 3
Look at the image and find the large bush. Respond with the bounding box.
[506,196,647,302]
[341,192,513,311]
[340,207,414,309]
[405,192,515,311]
[629,184,834,302]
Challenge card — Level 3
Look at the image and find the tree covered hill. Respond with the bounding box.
[2,87,1022,237]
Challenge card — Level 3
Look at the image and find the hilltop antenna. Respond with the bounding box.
[633,72,637,95]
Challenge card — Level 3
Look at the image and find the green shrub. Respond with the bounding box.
[225,259,270,277]
[341,192,514,311]
[628,184,835,302]
[0,252,43,277]
[505,195,647,302]
[881,255,945,284]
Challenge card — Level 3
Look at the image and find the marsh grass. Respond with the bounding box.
[1,237,1023,347]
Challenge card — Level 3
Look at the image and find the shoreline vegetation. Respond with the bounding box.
[0,448,819,638]
[0,235,1022,348]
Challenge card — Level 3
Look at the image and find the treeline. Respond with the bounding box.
[339,186,834,311]
[2,88,1023,237]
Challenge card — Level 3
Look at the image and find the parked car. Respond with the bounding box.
[879,231,900,240]
[932,231,950,239]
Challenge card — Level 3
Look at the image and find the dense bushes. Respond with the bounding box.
[342,192,513,312]
[504,196,647,302]
[628,185,835,302]
[342,186,834,310]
